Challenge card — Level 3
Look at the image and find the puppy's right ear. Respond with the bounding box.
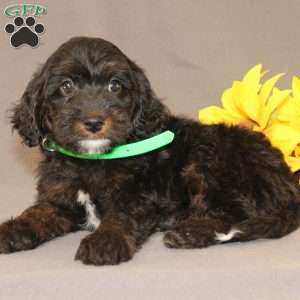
[11,68,46,147]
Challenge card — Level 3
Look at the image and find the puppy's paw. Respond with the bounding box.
[163,225,215,249]
[163,230,189,249]
[0,219,38,253]
[75,229,135,265]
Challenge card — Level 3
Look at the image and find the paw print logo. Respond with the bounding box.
[5,16,45,48]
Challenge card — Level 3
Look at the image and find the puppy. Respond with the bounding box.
[1,37,299,265]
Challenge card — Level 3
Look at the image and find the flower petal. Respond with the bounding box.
[292,76,300,100]
[275,97,300,130]
[259,88,290,129]
[199,106,241,125]
[242,64,263,93]
[259,73,285,105]
[221,86,249,119]
[264,123,300,156]
[285,156,300,173]
[232,81,261,123]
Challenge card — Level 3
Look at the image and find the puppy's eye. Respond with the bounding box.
[60,80,75,96]
[108,79,122,93]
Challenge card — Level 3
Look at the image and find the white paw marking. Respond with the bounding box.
[78,139,111,154]
[215,228,242,242]
[77,190,101,231]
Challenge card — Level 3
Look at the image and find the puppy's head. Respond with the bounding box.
[11,37,167,153]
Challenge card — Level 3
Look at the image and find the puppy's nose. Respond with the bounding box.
[83,118,104,133]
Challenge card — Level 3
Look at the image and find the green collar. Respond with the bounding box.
[42,130,175,160]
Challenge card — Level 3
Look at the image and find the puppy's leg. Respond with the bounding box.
[0,202,81,254]
[0,179,83,254]
[75,211,149,265]
[163,212,233,249]
[163,162,235,249]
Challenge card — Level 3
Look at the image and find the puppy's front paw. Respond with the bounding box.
[0,219,38,254]
[75,229,135,265]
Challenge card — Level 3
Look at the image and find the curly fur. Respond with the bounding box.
[1,37,300,265]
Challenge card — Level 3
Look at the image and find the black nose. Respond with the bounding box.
[83,118,104,133]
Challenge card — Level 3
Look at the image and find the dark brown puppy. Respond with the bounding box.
[1,37,300,265]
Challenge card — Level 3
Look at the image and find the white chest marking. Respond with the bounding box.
[77,190,101,231]
[78,139,111,154]
[215,228,242,242]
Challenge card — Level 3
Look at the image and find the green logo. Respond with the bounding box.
[4,4,47,17]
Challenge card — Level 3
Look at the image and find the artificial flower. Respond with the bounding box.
[198,65,300,172]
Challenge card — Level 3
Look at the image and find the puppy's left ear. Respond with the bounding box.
[11,67,46,147]
[130,61,169,137]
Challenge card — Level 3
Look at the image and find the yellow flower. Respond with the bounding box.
[273,76,300,172]
[198,65,300,172]
[199,64,289,130]
[275,77,300,130]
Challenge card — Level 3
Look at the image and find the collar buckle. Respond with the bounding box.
[42,136,56,152]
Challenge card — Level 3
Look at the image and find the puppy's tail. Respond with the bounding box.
[217,203,300,243]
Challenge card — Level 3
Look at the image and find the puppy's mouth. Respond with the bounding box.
[78,138,112,154]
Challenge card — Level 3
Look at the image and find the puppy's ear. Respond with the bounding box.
[11,67,46,147]
[130,61,169,136]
